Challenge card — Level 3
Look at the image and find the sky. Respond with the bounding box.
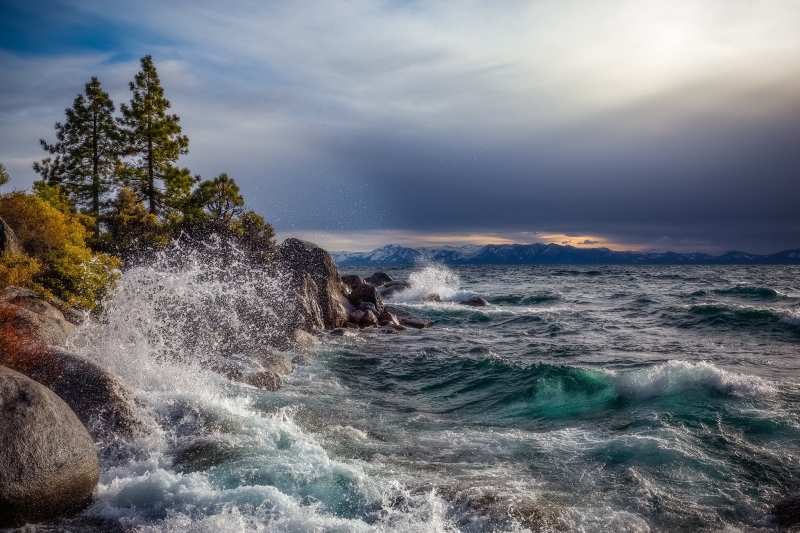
[1,0,799,253]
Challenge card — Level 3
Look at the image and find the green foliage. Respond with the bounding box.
[0,163,9,188]
[36,243,121,309]
[190,173,245,224]
[0,253,42,293]
[118,55,189,217]
[0,191,120,309]
[95,188,168,258]
[33,77,119,220]
[234,210,277,260]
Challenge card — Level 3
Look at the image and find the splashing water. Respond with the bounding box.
[388,265,471,303]
[43,260,800,532]
[63,243,461,532]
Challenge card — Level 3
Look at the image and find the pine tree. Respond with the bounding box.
[32,77,119,219]
[191,173,245,224]
[0,163,9,188]
[118,55,189,217]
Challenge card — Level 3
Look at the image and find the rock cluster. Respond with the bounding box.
[336,272,434,330]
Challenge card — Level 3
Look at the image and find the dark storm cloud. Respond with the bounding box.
[2,0,800,252]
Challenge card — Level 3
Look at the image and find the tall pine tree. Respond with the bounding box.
[33,77,119,219]
[118,55,190,217]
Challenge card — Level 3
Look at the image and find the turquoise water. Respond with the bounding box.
[59,261,800,532]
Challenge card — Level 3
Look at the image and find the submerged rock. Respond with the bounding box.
[423,293,442,302]
[384,305,434,329]
[459,296,489,307]
[772,494,800,527]
[0,366,99,528]
[0,286,76,346]
[330,328,356,337]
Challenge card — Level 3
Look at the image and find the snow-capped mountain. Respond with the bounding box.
[330,243,800,265]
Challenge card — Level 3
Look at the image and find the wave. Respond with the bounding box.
[691,286,782,300]
[610,361,774,400]
[387,265,473,303]
[399,357,774,421]
[684,303,800,331]
[489,294,561,305]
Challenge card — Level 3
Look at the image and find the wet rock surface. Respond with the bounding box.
[0,286,76,346]
[0,366,99,528]
[279,238,348,329]
[384,305,434,328]
[459,296,489,307]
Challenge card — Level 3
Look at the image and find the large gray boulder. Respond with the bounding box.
[44,349,144,439]
[0,217,22,255]
[0,286,76,346]
[279,239,348,329]
[0,366,99,527]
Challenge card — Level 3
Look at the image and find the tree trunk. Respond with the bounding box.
[92,110,100,234]
[148,133,155,215]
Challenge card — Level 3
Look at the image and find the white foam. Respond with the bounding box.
[611,361,775,400]
[388,265,472,303]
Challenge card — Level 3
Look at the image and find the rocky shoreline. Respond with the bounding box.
[0,227,440,528]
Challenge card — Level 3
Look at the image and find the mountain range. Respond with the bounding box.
[330,243,800,265]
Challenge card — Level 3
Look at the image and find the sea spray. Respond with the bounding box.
[63,242,474,532]
[388,264,470,303]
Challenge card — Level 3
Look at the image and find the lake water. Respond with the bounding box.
[58,259,800,532]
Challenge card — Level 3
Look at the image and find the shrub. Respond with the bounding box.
[0,253,43,293]
[0,190,120,309]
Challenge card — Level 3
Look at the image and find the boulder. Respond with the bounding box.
[459,296,489,307]
[379,311,401,327]
[348,310,365,324]
[228,370,282,391]
[279,239,348,329]
[343,321,359,329]
[330,328,356,337]
[0,217,22,255]
[423,293,442,302]
[338,294,357,315]
[349,283,384,314]
[385,305,434,329]
[287,273,324,333]
[341,275,365,291]
[0,366,99,527]
[256,352,293,376]
[360,310,379,327]
[0,286,76,346]
[20,348,143,440]
[772,494,800,527]
[358,301,379,314]
[384,280,411,289]
[365,272,393,286]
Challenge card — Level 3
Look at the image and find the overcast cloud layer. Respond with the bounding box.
[1,0,799,252]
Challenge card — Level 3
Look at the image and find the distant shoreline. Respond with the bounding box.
[331,243,800,266]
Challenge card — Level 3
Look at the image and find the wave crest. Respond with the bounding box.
[611,361,774,400]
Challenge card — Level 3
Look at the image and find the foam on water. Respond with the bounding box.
[63,245,465,532]
[611,361,776,400]
[40,259,800,531]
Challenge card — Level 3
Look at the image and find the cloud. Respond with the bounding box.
[1,0,800,253]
